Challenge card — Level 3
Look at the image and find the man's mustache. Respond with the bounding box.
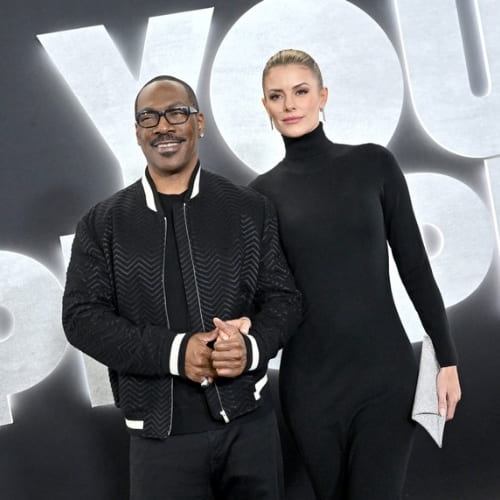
[151,134,186,146]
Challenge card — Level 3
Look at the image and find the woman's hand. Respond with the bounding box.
[224,316,252,336]
[437,365,462,420]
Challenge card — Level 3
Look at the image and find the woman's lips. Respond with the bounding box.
[282,116,302,124]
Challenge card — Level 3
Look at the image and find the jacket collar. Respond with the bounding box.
[141,162,201,213]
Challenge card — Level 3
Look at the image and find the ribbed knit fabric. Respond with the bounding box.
[251,123,457,376]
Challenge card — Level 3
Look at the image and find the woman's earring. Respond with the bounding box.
[320,108,326,122]
[199,132,204,138]
[270,116,274,130]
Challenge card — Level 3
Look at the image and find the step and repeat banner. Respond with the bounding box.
[1,1,499,498]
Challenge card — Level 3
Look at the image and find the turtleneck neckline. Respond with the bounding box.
[282,122,332,162]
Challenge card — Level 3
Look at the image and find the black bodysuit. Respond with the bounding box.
[251,123,457,500]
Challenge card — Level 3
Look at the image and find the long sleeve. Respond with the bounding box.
[62,213,182,377]
[243,196,303,371]
[382,148,458,366]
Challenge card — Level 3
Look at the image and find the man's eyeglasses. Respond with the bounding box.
[135,105,199,128]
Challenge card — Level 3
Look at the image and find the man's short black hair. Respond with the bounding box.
[134,75,199,113]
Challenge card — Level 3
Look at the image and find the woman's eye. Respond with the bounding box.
[297,89,308,95]
[269,94,281,101]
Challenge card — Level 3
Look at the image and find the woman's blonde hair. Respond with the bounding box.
[262,49,324,90]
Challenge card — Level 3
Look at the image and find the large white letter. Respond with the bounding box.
[397,0,500,157]
[38,8,214,186]
[390,172,494,341]
[0,251,68,425]
[210,0,404,173]
[485,156,500,263]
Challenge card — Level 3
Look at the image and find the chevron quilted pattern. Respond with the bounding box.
[63,169,302,438]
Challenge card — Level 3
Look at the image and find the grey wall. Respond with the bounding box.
[1,1,499,498]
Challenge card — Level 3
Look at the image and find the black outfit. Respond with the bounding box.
[129,412,284,500]
[250,123,457,500]
[158,190,218,434]
[63,164,302,499]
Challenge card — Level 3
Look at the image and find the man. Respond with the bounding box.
[62,75,302,500]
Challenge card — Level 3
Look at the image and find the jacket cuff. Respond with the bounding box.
[168,333,190,377]
[243,334,260,371]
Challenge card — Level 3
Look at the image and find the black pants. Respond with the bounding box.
[129,412,284,500]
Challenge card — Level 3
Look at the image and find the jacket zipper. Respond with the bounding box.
[183,202,229,423]
[162,217,174,436]
[182,203,205,330]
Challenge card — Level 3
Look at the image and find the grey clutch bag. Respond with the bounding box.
[411,334,445,447]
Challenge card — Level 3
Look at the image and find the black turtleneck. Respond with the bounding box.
[250,123,457,399]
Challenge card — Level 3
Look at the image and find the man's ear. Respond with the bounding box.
[135,123,141,145]
[197,112,205,137]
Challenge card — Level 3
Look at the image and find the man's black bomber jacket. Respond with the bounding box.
[62,165,302,438]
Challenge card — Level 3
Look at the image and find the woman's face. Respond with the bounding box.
[262,64,328,138]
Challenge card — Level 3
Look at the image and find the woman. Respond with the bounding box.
[250,49,461,500]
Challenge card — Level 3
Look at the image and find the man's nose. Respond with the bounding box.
[155,114,175,132]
